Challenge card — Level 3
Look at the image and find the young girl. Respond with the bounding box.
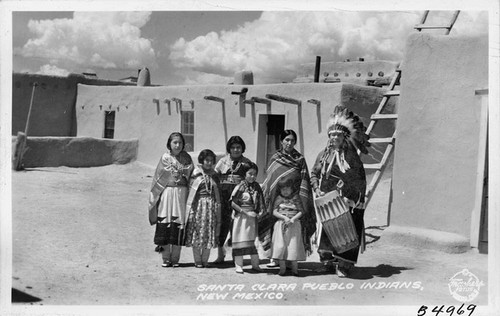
[230,163,265,274]
[148,132,194,268]
[213,136,253,264]
[185,149,221,268]
[271,178,306,276]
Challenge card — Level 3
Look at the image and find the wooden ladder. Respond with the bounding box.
[362,68,401,208]
[414,10,460,35]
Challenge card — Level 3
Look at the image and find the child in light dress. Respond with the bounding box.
[271,179,306,276]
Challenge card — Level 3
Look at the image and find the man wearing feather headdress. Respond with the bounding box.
[310,106,370,277]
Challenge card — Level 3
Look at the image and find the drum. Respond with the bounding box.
[314,190,359,253]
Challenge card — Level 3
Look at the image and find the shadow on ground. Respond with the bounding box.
[348,264,411,280]
[22,168,78,174]
[296,262,411,279]
[365,225,388,245]
[12,288,42,303]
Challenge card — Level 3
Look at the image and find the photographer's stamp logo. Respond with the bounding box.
[448,269,484,302]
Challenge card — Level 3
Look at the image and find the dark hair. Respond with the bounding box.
[277,176,299,195]
[198,149,216,164]
[280,129,297,142]
[226,136,246,153]
[277,177,294,189]
[245,162,259,174]
[166,132,185,151]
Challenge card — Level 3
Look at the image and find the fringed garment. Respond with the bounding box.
[148,151,194,246]
[310,142,366,264]
[258,149,316,257]
[185,167,221,249]
[270,194,306,261]
[230,181,265,257]
[214,154,253,247]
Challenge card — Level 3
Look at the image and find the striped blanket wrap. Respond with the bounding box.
[258,149,316,256]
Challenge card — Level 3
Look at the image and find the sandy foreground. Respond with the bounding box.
[10,162,487,310]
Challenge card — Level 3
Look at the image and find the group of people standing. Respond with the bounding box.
[148,106,370,277]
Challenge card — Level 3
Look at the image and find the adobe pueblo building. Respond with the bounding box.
[12,30,488,254]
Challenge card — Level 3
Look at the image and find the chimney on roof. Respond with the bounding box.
[314,56,321,83]
[137,67,151,86]
[234,70,254,85]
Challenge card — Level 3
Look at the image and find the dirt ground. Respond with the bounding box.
[10,162,489,314]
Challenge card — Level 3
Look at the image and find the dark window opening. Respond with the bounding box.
[181,111,194,152]
[104,111,115,139]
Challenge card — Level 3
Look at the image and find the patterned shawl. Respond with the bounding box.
[214,154,253,184]
[148,151,193,225]
[273,194,303,212]
[258,149,317,255]
[186,166,221,217]
[230,180,265,214]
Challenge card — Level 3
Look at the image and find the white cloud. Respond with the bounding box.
[19,12,156,71]
[169,11,488,84]
[181,71,233,85]
[36,64,70,76]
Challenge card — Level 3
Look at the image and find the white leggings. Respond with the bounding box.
[192,247,211,265]
[161,245,182,264]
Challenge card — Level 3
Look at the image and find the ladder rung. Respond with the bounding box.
[414,24,451,30]
[384,90,400,97]
[369,137,394,144]
[371,114,398,120]
[364,163,382,170]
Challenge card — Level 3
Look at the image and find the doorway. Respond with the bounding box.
[256,114,285,183]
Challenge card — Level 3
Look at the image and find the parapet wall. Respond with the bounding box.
[13,136,138,168]
[295,60,400,86]
[390,33,488,240]
[12,73,135,137]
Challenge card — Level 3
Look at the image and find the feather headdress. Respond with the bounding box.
[327,105,371,154]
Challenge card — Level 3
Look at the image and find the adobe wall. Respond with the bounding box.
[75,82,393,173]
[390,33,488,240]
[12,73,134,137]
[12,136,138,168]
[295,60,399,86]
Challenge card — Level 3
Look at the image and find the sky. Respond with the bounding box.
[12,10,489,86]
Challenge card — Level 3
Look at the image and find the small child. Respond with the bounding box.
[230,163,265,274]
[185,149,221,268]
[271,178,306,276]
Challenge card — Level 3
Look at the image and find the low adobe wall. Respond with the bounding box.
[12,136,138,168]
[12,73,134,137]
[390,32,488,245]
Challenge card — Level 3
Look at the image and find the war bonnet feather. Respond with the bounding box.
[327,105,371,154]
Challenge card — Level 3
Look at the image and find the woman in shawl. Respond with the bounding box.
[185,149,221,268]
[148,132,194,268]
[310,106,370,277]
[258,130,317,269]
[213,136,253,263]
